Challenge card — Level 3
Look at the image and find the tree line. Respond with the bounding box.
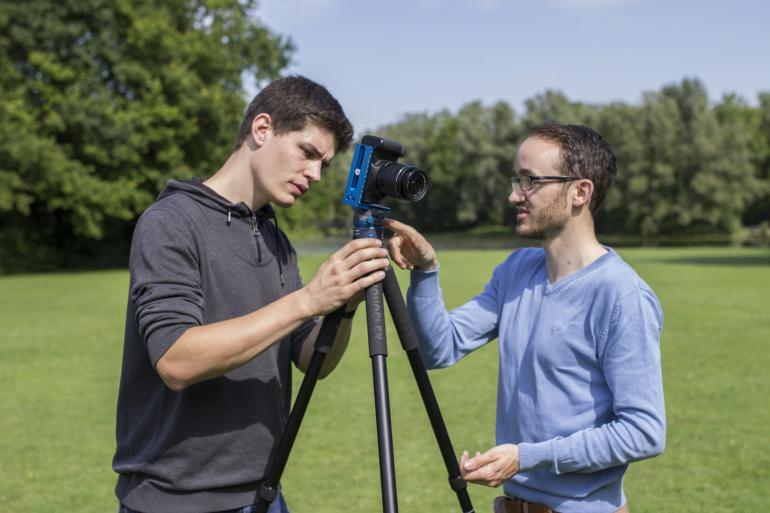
[1,1,768,271]
[302,81,770,245]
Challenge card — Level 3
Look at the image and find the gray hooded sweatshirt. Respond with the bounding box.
[113,179,316,513]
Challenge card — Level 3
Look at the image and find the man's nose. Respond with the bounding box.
[306,163,322,183]
[509,187,524,204]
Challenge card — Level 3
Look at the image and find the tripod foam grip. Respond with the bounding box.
[381,266,420,351]
[365,283,388,356]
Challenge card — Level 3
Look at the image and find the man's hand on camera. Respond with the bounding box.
[459,444,520,488]
[299,238,389,317]
[383,219,438,271]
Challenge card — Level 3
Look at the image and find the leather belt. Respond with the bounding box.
[494,496,558,513]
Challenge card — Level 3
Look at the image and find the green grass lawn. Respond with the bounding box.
[0,247,768,513]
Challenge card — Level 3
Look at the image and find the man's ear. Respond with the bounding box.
[251,113,272,147]
[572,179,594,209]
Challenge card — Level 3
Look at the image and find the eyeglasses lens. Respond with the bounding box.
[512,176,532,191]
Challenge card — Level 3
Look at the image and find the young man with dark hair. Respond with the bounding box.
[385,124,665,513]
[113,76,389,513]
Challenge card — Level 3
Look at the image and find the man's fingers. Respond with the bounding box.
[461,467,492,485]
[465,451,495,470]
[322,245,388,280]
[383,218,422,241]
[353,269,387,291]
[383,218,437,271]
[387,235,410,269]
[341,246,389,270]
[463,463,504,487]
[387,232,421,270]
[458,447,513,488]
[334,237,383,261]
[382,218,410,232]
[348,257,390,280]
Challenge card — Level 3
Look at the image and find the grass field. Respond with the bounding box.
[0,247,768,513]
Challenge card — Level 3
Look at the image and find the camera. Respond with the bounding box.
[342,135,428,210]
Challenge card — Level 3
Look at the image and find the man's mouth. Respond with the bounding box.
[290,182,308,197]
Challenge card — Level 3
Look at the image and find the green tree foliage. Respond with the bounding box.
[3,12,769,276]
[662,80,755,233]
[619,86,693,236]
[0,0,291,270]
[593,101,646,234]
[734,92,770,225]
[452,101,519,227]
[380,111,453,229]
[301,79,768,242]
[372,103,521,232]
[522,90,600,128]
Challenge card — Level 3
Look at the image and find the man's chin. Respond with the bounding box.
[274,196,296,208]
[515,225,543,240]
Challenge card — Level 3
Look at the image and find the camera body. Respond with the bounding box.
[342,135,427,211]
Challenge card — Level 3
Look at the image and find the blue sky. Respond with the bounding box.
[257,0,770,133]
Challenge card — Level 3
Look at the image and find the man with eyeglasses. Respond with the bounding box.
[384,124,665,513]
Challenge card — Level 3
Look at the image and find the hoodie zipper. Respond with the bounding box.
[250,214,263,263]
[250,211,285,287]
[250,214,259,236]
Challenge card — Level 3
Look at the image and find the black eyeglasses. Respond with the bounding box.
[511,175,579,192]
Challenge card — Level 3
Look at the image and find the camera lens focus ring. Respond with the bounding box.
[374,161,428,202]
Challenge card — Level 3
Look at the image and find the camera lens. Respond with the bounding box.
[375,161,428,202]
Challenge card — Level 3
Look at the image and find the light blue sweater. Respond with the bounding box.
[407,248,665,513]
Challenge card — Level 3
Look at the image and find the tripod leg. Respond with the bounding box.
[366,282,399,513]
[381,267,476,513]
[255,307,347,513]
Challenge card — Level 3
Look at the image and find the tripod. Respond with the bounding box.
[255,208,475,513]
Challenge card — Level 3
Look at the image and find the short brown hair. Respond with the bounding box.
[234,75,353,153]
[528,124,617,212]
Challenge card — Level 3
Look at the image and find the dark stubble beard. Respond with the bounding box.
[515,190,570,240]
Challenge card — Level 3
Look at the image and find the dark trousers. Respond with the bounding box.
[119,491,290,513]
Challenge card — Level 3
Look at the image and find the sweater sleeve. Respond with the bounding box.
[130,208,205,366]
[286,253,320,365]
[518,287,666,473]
[407,266,501,369]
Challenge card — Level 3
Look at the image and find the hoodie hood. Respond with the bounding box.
[157,178,287,286]
[157,178,276,221]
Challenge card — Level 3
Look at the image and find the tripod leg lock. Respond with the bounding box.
[258,483,280,502]
[448,475,468,492]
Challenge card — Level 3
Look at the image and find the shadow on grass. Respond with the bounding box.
[658,254,770,266]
